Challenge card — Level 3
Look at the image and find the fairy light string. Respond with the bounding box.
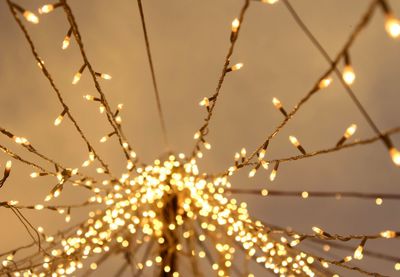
[239,0,400,172]
[222,126,400,180]
[257,221,399,276]
[191,0,250,160]
[60,0,136,164]
[281,0,397,162]
[1,0,400,276]
[6,0,112,175]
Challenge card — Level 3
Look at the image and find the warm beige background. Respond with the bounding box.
[0,0,400,276]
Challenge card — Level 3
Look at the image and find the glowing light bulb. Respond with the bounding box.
[100,73,112,80]
[272,97,282,109]
[37,59,44,69]
[231,18,240,33]
[30,172,39,178]
[272,97,288,116]
[5,160,12,171]
[194,131,201,139]
[301,191,309,199]
[289,136,300,147]
[127,160,134,170]
[290,240,300,247]
[261,160,269,169]
[342,65,356,85]
[318,77,332,89]
[23,11,39,24]
[203,142,211,150]
[261,0,279,4]
[72,72,81,85]
[231,63,243,71]
[343,256,352,262]
[8,200,18,206]
[62,36,70,50]
[89,151,95,161]
[269,169,277,181]
[248,168,257,178]
[380,230,396,238]
[389,147,400,166]
[258,149,266,159]
[289,136,306,155]
[54,115,64,126]
[100,136,108,143]
[385,14,400,38]
[14,136,29,145]
[34,204,44,210]
[353,246,363,260]
[344,124,357,138]
[38,4,54,14]
[84,95,95,101]
[312,226,323,235]
[337,124,357,146]
[199,97,210,107]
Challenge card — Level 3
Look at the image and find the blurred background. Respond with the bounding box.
[0,0,399,275]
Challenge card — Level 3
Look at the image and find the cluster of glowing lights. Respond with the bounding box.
[3,1,400,276]
[4,156,320,276]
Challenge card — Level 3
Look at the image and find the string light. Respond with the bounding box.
[336,124,357,146]
[353,238,367,260]
[193,131,201,139]
[385,15,400,38]
[54,109,68,126]
[342,52,356,85]
[38,3,62,14]
[11,3,39,24]
[389,147,400,166]
[380,230,397,239]
[199,97,210,107]
[258,140,269,160]
[62,27,73,50]
[272,97,288,117]
[378,0,400,38]
[0,161,12,188]
[248,164,260,178]
[83,94,101,102]
[72,64,87,85]
[2,0,400,276]
[269,161,279,181]
[318,77,333,89]
[95,72,112,80]
[382,135,400,166]
[231,18,240,33]
[14,136,30,146]
[301,191,309,199]
[289,135,306,155]
[99,132,116,143]
[226,62,244,72]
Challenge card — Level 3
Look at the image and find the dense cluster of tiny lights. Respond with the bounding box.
[1,0,400,276]
[4,156,325,276]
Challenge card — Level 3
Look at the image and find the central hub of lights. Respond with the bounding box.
[55,155,317,276]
